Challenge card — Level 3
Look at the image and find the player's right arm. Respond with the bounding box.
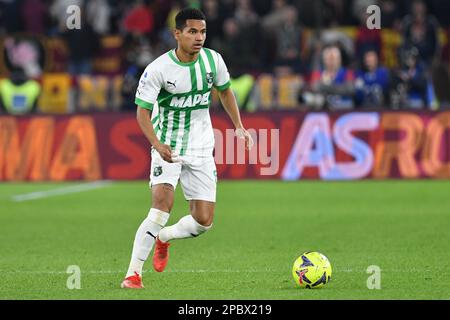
[135,63,173,163]
[136,107,173,162]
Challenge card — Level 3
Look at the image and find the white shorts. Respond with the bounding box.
[149,149,217,203]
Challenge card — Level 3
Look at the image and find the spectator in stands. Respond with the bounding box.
[62,11,100,75]
[86,0,111,35]
[218,4,260,74]
[0,0,22,34]
[121,39,156,110]
[158,0,182,51]
[310,30,355,70]
[274,6,303,75]
[1,0,450,111]
[150,0,174,36]
[0,69,41,115]
[4,36,43,78]
[354,3,382,64]
[301,44,356,110]
[380,0,402,29]
[217,18,244,73]
[217,0,236,19]
[321,0,357,27]
[292,0,320,28]
[355,49,390,108]
[434,24,450,105]
[107,0,129,34]
[402,0,440,66]
[201,0,225,48]
[261,0,292,32]
[390,46,429,109]
[122,0,155,37]
[260,0,295,69]
[21,0,47,35]
[235,1,260,36]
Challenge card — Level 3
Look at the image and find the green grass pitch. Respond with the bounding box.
[0,180,449,300]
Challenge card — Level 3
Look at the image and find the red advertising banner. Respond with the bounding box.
[0,111,449,181]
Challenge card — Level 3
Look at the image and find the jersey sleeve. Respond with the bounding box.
[214,52,231,91]
[135,63,162,110]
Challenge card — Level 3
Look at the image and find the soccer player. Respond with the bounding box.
[121,8,253,289]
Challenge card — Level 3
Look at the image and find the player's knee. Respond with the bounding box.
[190,207,214,226]
[195,216,213,227]
[190,203,214,226]
[152,184,174,212]
[192,215,213,231]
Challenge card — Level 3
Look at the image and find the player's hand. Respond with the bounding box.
[155,143,174,163]
[171,152,183,164]
[235,128,254,151]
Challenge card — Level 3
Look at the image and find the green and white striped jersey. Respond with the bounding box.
[135,47,231,157]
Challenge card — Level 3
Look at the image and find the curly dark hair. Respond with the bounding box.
[175,7,206,30]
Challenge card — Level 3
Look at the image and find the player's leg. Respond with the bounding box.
[153,200,214,273]
[122,152,180,288]
[158,156,216,242]
[125,184,173,277]
[153,156,216,272]
[158,200,214,242]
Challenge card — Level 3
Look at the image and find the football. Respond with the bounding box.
[292,252,332,289]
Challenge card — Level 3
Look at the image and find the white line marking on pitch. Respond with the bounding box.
[0,269,279,274]
[10,180,114,202]
[1,268,440,275]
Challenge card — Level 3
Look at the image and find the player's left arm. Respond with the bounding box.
[214,51,253,150]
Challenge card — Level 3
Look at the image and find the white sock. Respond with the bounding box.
[126,208,170,277]
[158,215,212,243]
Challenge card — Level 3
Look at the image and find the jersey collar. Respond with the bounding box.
[169,49,200,66]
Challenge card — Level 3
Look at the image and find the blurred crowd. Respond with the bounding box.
[1,0,450,113]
